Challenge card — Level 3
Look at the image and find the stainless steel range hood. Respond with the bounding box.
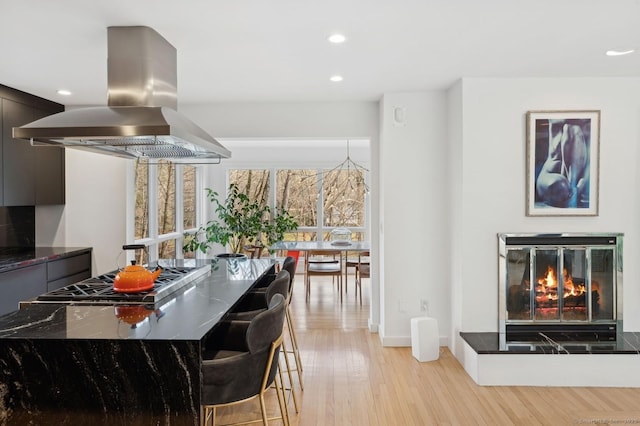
[13,26,231,162]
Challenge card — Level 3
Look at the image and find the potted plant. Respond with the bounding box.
[264,206,299,251]
[183,184,297,257]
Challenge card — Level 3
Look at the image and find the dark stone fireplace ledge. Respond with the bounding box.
[461,332,640,355]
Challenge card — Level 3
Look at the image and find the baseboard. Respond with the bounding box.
[380,334,449,348]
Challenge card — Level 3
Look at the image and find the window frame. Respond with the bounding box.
[128,160,204,264]
[229,165,370,243]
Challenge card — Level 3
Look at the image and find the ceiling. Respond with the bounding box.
[1,0,639,107]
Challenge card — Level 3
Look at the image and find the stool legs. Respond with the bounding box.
[286,305,304,381]
[279,338,299,413]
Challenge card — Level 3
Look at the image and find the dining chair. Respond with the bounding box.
[285,250,300,271]
[354,251,370,305]
[344,251,360,294]
[244,244,265,259]
[304,250,343,302]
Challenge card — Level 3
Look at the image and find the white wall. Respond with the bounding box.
[33,81,640,359]
[379,92,451,346]
[36,149,128,275]
[181,101,382,329]
[450,77,640,359]
[447,81,464,354]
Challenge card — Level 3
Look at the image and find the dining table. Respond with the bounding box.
[270,240,371,291]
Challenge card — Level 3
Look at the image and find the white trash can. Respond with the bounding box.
[410,317,439,362]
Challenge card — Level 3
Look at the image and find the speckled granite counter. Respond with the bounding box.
[0,246,92,272]
[461,331,640,354]
[0,257,276,425]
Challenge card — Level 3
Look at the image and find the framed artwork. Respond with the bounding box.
[526,110,600,216]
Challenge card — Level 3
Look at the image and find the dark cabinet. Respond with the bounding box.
[3,99,37,205]
[0,249,92,316]
[0,85,65,206]
[0,263,47,317]
[46,251,92,291]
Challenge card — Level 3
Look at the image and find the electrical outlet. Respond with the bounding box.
[420,299,429,312]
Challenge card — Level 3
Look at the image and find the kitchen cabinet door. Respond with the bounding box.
[0,263,46,317]
[2,99,36,206]
[46,250,91,291]
[0,85,65,206]
[0,100,3,203]
[34,106,65,205]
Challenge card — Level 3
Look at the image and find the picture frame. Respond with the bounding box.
[526,110,600,216]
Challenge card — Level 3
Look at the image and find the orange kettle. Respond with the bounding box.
[114,261,162,293]
[113,245,162,293]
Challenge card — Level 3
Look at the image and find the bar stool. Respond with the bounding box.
[201,294,290,426]
[280,256,304,390]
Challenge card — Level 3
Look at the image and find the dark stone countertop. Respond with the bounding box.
[0,246,92,273]
[0,257,277,425]
[461,331,640,354]
[0,257,275,341]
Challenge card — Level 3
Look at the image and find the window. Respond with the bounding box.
[230,167,368,243]
[134,159,199,264]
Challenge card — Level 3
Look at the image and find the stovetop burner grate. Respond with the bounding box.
[83,266,196,285]
[36,264,210,305]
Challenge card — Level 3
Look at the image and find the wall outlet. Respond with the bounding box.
[420,299,429,313]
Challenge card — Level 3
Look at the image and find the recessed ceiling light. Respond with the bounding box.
[57,89,72,96]
[328,34,346,44]
[329,75,343,82]
[606,49,635,56]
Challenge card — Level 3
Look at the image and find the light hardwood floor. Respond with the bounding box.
[214,271,640,426]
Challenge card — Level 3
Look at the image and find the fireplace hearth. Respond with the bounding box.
[498,233,622,348]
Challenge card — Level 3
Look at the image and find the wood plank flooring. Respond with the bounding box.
[213,271,640,426]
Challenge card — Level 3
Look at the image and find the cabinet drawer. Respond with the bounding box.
[47,269,92,292]
[0,263,46,316]
[47,252,91,282]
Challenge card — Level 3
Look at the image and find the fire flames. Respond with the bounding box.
[535,266,586,304]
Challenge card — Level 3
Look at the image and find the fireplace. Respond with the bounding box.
[498,233,622,347]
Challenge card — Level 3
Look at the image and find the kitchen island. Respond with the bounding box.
[0,257,276,425]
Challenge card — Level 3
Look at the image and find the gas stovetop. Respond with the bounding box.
[35,264,211,306]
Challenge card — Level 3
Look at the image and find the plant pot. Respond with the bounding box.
[215,253,248,260]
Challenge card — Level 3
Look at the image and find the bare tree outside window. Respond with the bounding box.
[323,169,366,241]
[134,160,149,240]
[229,170,271,209]
[183,166,196,230]
[183,165,196,259]
[134,159,198,263]
[276,170,317,241]
[157,160,176,259]
[159,239,176,259]
[229,168,366,243]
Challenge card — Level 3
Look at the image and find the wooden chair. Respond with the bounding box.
[354,251,370,305]
[344,251,360,294]
[244,244,265,259]
[304,250,343,302]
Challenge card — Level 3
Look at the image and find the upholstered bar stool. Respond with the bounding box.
[280,256,304,390]
[226,268,301,413]
[201,294,289,426]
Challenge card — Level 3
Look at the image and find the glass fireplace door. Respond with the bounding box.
[505,246,616,324]
[499,233,621,345]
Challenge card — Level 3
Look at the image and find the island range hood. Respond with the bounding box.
[13,26,231,162]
